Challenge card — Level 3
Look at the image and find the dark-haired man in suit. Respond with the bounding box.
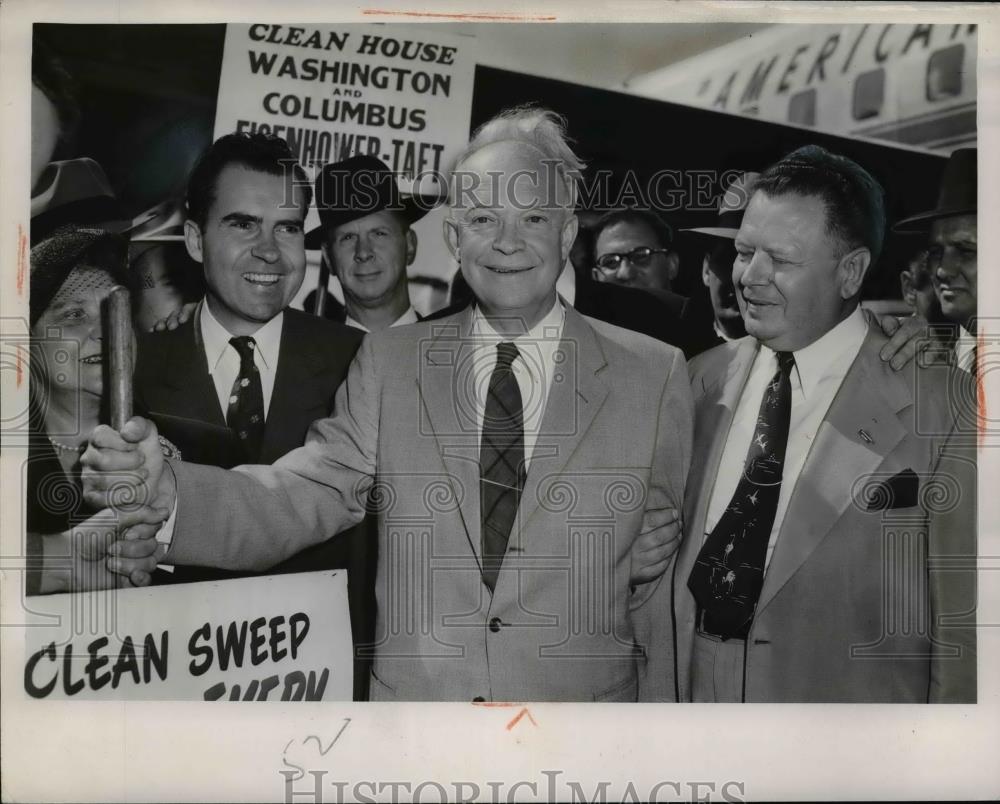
[132,133,371,697]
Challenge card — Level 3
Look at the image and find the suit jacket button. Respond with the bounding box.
[489,617,502,633]
[472,696,485,702]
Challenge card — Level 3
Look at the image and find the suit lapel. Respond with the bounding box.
[148,310,226,428]
[518,305,609,529]
[674,339,757,698]
[262,313,329,459]
[755,331,910,616]
[676,338,758,590]
[416,307,484,567]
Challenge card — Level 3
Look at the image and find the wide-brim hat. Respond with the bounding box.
[127,198,187,262]
[304,154,441,250]
[30,157,131,245]
[681,171,760,241]
[30,225,129,327]
[893,148,976,232]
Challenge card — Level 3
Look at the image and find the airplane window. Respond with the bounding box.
[927,44,964,101]
[788,88,816,126]
[853,68,885,120]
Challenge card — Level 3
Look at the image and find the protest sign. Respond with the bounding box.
[22,570,351,701]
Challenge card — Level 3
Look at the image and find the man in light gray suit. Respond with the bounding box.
[82,107,692,702]
[672,145,976,703]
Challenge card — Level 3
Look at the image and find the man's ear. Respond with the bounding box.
[899,270,916,307]
[666,250,680,283]
[560,213,580,263]
[183,219,204,264]
[838,247,872,299]
[443,216,460,262]
[405,228,418,266]
[701,255,712,288]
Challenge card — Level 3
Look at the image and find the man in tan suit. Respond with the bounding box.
[672,145,976,703]
[82,107,692,702]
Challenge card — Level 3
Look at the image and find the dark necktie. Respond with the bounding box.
[688,350,796,640]
[226,335,265,463]
[480,342,525,592]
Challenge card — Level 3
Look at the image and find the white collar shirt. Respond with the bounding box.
[345,306,418,333]
[199,302,283,420]
[470,299,566,472]
[955,325,978,374]
[704,306,869,570]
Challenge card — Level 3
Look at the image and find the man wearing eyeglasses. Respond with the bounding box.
[591,209,689,320]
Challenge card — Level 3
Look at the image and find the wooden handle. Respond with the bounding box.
[312,253,331,317]
[106,286,133,431]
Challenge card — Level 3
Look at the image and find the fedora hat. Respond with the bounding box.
[304,155,440,250]
[893,148,976,232]
[681,171,760,240]
[30,157,130,245]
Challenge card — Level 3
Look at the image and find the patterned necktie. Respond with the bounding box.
[688,350,796,640]
[480,342,525,592]
[226,335,265,463]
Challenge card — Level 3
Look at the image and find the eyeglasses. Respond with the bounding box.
[594,247,670,274]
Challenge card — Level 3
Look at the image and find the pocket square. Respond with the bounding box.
[864,468,919,511]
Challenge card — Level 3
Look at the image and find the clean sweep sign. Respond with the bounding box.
[213,23,475,193]
[22,570,351,701]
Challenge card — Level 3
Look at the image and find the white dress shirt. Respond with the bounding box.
[156,299,567,557]
[156,304,285,565]
[955,325,977,374]
[703,306,869,570]
[470,300,566,471]
[200,302,283,418]
[345,306,418,333]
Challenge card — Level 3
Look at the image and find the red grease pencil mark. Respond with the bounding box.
[363,9,557,21]
[470,700,537,730]
[977,330,985,447]
[16,224,27,296]
[505,707,537,731]
[16,225,29,386]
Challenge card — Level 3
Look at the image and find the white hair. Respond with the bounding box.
[448,105,585,211]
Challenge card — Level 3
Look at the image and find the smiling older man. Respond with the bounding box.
[81,107,692,702]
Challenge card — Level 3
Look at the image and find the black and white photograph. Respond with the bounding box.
[1,1,996,801]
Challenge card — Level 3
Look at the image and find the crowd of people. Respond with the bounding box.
[27,52,977,704]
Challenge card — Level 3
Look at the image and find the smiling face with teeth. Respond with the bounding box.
[184,165,307,336]
[32,265,120,401]
[444,140,578,332]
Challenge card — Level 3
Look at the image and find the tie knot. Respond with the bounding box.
[230,336,257,361]
[776,351,795,375]
[496,341,519,368]
[229,335,257,364]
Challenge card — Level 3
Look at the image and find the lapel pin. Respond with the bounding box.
[859,429,874,444]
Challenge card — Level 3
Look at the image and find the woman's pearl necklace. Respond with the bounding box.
[47,436,84,454]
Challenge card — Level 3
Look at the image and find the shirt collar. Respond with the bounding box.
[762,306,868,399]
[714,319,739,343]
[200,301,283,373]
[345,306,418,333]
[955,326,978,371]
[471,297,565,345]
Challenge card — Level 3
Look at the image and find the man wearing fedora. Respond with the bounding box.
[131,132,374,697]
[305,155,434,333]
[681,172,759,352]
[894,148,978,375]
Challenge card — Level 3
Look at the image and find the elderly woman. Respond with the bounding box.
[27,225,168,594]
